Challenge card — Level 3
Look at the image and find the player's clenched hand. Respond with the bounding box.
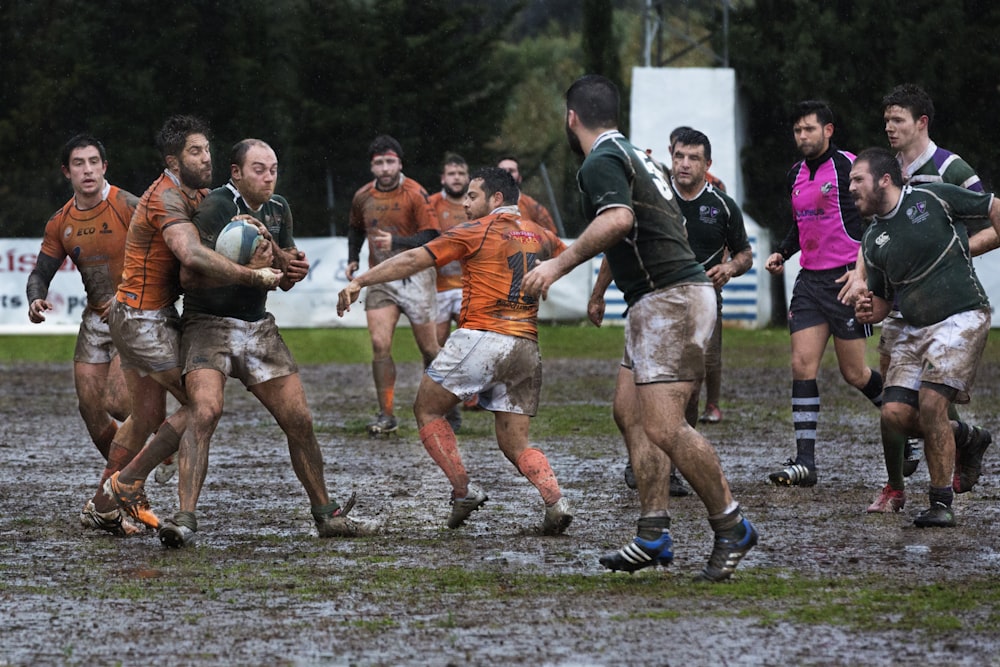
[233,214,273,243]
[371,229,392,252]
[337,281,362,316]
[523,258,562,301]
[247,239,275,270]
[284,250,309,284]
[854,289,875,323]
[587,293,605,327]
[345,261,359,281]
[28,298,52,324]
[764,252,785,275]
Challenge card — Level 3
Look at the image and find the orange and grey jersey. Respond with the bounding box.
[349,175,440,267]
[29,182,138,308]
[424,206,565,341]
[429,190,469,291]
[116,170,207,310]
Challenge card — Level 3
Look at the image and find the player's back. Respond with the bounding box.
[117,172,206,310]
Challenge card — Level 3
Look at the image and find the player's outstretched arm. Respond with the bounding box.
[337,247,435,316]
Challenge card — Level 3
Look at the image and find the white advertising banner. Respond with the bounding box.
[0,237,594,334]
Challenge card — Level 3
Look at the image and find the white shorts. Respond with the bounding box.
[886,308,990,404]
[876,312,904,358]
[425,328,541,415]
[74,309,119,364]
[108,301,182,375]
[435,288,462,325]
[181,312,297,387]
[623,283,715,384]
[364,266,437,325]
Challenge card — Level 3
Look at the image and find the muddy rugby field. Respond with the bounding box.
[2,327,1000,666]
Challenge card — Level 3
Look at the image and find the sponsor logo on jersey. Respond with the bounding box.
[698,205,719,225]
[821,181,833,194]
[906,201,929,224]
[875,231,890,247]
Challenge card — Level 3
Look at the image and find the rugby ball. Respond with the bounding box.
[215,220,262,264]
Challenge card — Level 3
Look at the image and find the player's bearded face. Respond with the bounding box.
[177,134,213,189]
[442,165,469,198]
[371,154,402,190]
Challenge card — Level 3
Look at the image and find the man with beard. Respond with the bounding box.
[524,74,757,582]
[347,135,441,437]
[764,100,884,488]
[338,167,572,535]
[85,115,280,537]
[429,153,472,429]
[108,139,371,546]
[497,155,559,234]
[850,147,1000,527]
[841,84,996,512]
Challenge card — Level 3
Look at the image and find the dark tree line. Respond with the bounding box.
[0,0,530,237]
[724,0,1000,236]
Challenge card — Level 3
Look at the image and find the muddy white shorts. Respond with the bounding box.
[108,301,181,375]
[74,308,119,364]
[622,282,715,384]
[181,312,297,387]
[426,328,541,415]
[364,266,437,325]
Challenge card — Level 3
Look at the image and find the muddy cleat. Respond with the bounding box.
[366,413,398,438]
[696,517,758,582]
[866,484,905,513]
[541,497,573,535]
[914,502,956,528]
[769,459,817,487]
[954,426,992,493]
[902,439,922,478]
[315,493,378,537]
[699,403,722,424]
[447,483,488,529]
[624,461,637,490]
[670,469,690,497]
[154,456,178,484]
[105,472,161,529]
[79,499,143,537]
[599,532,674,573]
[159,518,197,548]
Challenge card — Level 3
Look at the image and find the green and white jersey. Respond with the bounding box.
[578,131,706,306]
[185,182,295,321]
[671,180,750,271]
[904,140,983,193]
[862,183,993,326]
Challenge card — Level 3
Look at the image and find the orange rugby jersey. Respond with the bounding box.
[39,184,137,308]
[424,208,565,341]
[116,171,207,310]
[349,175,440,267]
[428,191,469,292]
[517,191,558,235]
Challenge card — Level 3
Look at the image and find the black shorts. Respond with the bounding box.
[788,265,871,340]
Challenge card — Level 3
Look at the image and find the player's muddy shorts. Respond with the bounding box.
[886,307,990,404]
[435,288,462,325]
[788,265,871,339]
[364,266,437,325]
[74,308,119,364]
[426,328,541,415]
[108,301,181,375]
[622,282,714,384]
[876,312,904,358]
[181,312,297,387]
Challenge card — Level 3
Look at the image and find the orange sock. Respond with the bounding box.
[515,448,561,505]
[419,417,469,496]
[372,358,396,415]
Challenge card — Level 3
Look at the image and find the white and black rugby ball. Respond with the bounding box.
[215,220,262,264]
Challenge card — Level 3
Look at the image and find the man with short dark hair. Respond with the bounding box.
[347,135,441,437]
[851,146,1000,527]
[28,134,136,533]
[339,167,572,534]
[764,101,883,488]
[497,155,558,234]
[525,74,757,582]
